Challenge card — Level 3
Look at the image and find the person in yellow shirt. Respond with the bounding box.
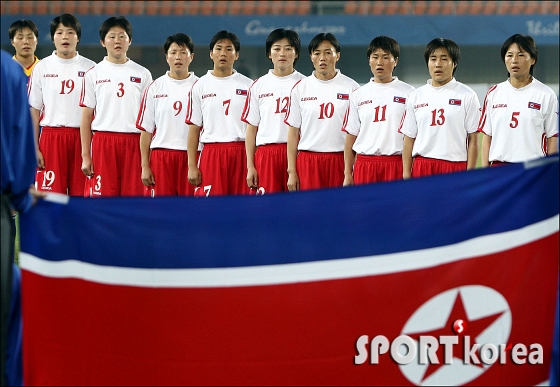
[9,19,40,77]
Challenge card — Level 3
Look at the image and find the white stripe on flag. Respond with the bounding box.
[20,215,559,288]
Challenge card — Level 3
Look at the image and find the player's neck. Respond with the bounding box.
[212,67,234,78]
[15,54,35,69]
[169,70,190,80]
[56,51,77,60]
[273,67,294,77]
[509,74,532,89]
[106,55,129,65]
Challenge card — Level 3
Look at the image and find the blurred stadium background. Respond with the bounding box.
[2,0,559,99]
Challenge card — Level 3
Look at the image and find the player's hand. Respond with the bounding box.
[403,171,411,180]
[246,166,258,189]
[29,185,46,206]
[287,171,299,192]
[343,174,353,187]
[188,166,202,187]
[141,166,155,186]
[81,156,94,177]
[37,150,45,169]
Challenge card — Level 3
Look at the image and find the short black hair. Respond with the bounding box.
[424,38,460,75]
[164,33,194,55]
[99,16,132,42]
[501,34,538,76]
[209,30,240,52]
[265,28,301,66]
[8,19,38,41]
[308,33,340,55]
[367,35,400,60]
[50,13,81,41]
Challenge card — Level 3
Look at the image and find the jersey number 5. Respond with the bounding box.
[510,112,520,128]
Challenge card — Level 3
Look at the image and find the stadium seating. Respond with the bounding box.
[2,0,558,16]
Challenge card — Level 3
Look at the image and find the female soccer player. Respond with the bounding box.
[400,38,480,178]
[28,14,95,196]
[186,30,252,196]
[136,33,198,196]
[8,19,39,77]
[80,16,152,197]
[479,34,558,166]
[285,33,359,191]
[241,28,305,194]
[343,36,414,185]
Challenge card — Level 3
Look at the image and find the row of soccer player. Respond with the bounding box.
[11,14,558,197]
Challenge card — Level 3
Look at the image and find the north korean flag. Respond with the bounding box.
[18,157,560,385]
[449,99,462,105]
[337,93,349,100]
[236,89,248,95]
[393,96,406,104]
[130,76,141,83]
[528,102,542,110]
[78,71,85,77]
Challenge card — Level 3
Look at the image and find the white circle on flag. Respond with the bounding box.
[398,285,511,386]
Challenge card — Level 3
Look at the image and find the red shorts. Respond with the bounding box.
[87,131,143,197]
[353,154,403,185]
[412,156,467,178]
[36,127,85,196]
[254,143,289,194]
[144,149,195,197]
[297,151,344,191]
[196,142,249,196]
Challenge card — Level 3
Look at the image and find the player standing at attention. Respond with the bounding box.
[241,28,305,194]
[400,38,479,178]
[284,33,359,191]
[479,34,558,166]
[136,33,199,197]
[186,30,252,196]
[8,20,39,77]
[342,36,414,185]
[80,16,152,197]
[28,14,95,196]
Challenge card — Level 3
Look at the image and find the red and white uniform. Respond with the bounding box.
[285,70,359,189]
[286,70,359,152]
[241,69,305,193]
[242,69,305,145]
[136,71,199,196]
[28,51,95,195]
[343,77,415,184]
[478,78,559,163]
[80,58,152,196]
[186,70,253,196]
[399,78,480,162]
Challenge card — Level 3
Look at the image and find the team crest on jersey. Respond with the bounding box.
[337,93,349,100]
[393,96,406,104]
[130,76,141,83]
[449,99,462,106]
[528,102,541,110]
[78,71,85,77]
[236,89,248,96]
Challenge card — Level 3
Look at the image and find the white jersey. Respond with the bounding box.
[185,70,253,143]
[478,78,559,163]
[241,69,305,146]
[28,51,95,128]
[399,78,480,162]
[80,57,152,133]
[343,77,414,156]
[285,70,359,152]
[136,71,199,151]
